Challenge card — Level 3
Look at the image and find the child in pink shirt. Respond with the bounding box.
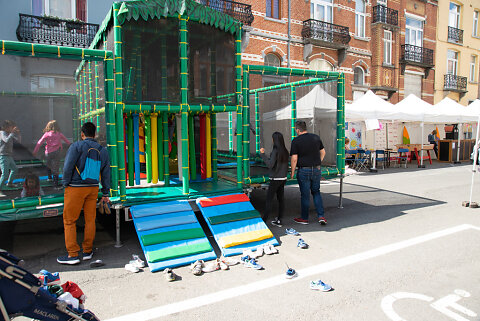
[33,120,70,186]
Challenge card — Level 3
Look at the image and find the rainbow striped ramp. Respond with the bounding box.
[129,201,216,272]
[196,193,279,257]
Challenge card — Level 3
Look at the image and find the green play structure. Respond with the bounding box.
[0,0,346,221]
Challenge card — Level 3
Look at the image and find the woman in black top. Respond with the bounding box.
[260,132,289,227]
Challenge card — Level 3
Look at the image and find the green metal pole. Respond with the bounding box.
[0,40,110,59]
[74,80,80,141]
[104,55,119,197]
[291,86,297,140]
[211,113,218,181]
[244,64,339,78]
[94,62,100,131]
[179,15,189,195]
[188,115,196,180]
[228,111,233,153]
[162,113,170,186]
[126,115,134,186]
[83,66,87,120]
[254,91,260,154]
[242,69,250,181]
[145,115,152,183]
[78,71,83,116]
[157,114,164,181]
[235,26,243,187]
[88,61,93,123]
[113,2,127,201]
[337,73,346,175]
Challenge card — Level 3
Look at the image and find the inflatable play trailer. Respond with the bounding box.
[0,0,346,239]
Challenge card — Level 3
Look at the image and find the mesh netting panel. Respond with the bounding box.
[216,112,237,153]
[295,82,338,166]
[122,18,180,103]
[257,88,292,154]
[0,55,78,199]
[189,22,236,105]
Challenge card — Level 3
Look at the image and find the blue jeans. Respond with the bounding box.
[0,155,17,189]
[297,167,324,220]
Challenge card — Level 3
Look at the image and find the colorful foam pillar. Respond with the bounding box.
[157,114,164,182]
[151,113,158,184]
[145,115,152,183]
[188,114,196,180]
[206,114,212,178]
[126,115,134,186]
[133,113,141,185]
[200,114,207,180]
[162,113,170,186]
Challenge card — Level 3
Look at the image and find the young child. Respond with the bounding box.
[260,132,289,227]
[33,120,70,186]
[21,172,45,198]
[0,120,21,195]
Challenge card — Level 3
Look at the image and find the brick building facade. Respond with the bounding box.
[241,0,438,104]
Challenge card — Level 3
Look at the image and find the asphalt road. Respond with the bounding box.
[3,162,480,321]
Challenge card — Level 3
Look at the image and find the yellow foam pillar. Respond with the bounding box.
[151,113,158,184]
[206,114,212,178]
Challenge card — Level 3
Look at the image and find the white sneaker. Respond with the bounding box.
[254,247,264,258]
[263,244,273,255]
[218,259,229,270]
[268,244,278,254]
[125,263,140,273]
[221,257,239,266]
[190,260,204,276]
[131,255,145,268]
[202,261,220,273]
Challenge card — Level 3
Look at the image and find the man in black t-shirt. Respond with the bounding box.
[290,120,326,225]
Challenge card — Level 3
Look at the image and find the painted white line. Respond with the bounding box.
[105,224,479,321]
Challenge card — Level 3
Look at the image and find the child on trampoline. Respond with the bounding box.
[0,120,21,196]
[33,120,71,187]
[21,172,45,198]
[260,132,289,227]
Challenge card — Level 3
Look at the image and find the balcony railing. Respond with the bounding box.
[448,26,463,44]
[17,14,99,48]
[197,0,254,25]
[372,5,398,26]
[302,19,351,47]
[400,44,434,66]
[444,74,467,92]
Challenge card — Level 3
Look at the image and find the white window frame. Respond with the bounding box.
[405,16,424,47]
[474,10,479,37]
[355,0,366,38]
[470,55,477,82]
[264,53,281,67]
[449,2,461,28]
[354,67,365,85]
[447,50,458,75]
[383,30,392,65]
[44,0,76,19]
[310,0,333,23]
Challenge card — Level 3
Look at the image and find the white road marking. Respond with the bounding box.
[105,224,479,321]
[382,292,434,321]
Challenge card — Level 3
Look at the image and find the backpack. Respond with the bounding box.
[76,147,102,182]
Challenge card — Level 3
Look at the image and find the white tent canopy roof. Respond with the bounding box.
[345,90,394,121]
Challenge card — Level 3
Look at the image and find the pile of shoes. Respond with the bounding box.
[37,270,88,310]
[190,257,240,276]
[124,254,145,273]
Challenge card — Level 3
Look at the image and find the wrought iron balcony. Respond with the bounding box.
[197,0,254,25]
[400,44,434,66]
[444,74,467,92]
[372,5,398,26]
[302,19,351,48]
[447,26,463,44]
[16,14,99,48]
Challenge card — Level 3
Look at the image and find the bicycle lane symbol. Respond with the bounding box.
[381,290,477,321]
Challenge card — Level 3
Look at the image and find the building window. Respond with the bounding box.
[449,2,461,28]
[405,17,424,47]
[355,0,366,38]
[474,10,479,37]
[310,0,333,22]
[264,53,281,67]
[383,30,392,65]
[309,58,334,71]
[266,0,280,19]
[377,0,387,5]
[447,50,458,75]
[32,0,86,21]
[354,67,365,85]
[470,55,477,82]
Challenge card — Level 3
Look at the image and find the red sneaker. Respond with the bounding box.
[293,217,309,225]
[318,217,327,225]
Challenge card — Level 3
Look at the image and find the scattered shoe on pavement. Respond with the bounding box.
[221,257,239,266]
[164,268,176,281]
[124,263,140,273]
[293,217,309,225]
[310,280,332,291]
[89,260,105,268]
[243,258,263,270]
[318,217,327,225]
[271,218,282,227]
[297,238,309,249]
[202,261,220,273]
[285,228,300,236]
[38,269,60,286]
[285,268,297,279]
[254,246,264,258]
[131,254,145,268]
[190,260,204,276]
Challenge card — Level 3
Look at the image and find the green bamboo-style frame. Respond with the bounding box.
[0,40,113,211]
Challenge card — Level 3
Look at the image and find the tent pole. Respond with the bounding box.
[468,116,480,205]
[420,122,425,168]
[455,123,462,164]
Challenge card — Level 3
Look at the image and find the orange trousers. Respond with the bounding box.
[63,186,99,257]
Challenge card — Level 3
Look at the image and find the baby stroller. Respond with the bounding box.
[0,249,99,321]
